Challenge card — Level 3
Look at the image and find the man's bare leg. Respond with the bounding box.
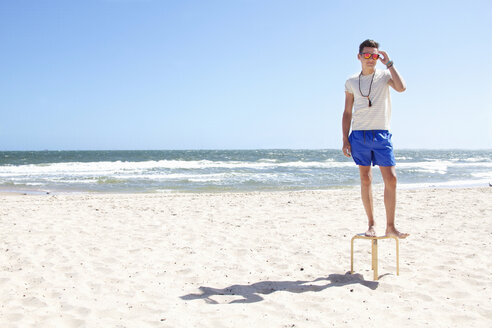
[379,166,409,238]
[359,165,376,237]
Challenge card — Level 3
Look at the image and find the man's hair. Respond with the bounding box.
[359,39,379,54]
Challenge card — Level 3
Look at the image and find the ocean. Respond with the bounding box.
[0,149,491,194]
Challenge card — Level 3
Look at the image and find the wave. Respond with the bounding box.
[2,158,492,175]
[399,178,491,189]
[0,160,355,176]
[0,155,490,193]
[396,160,492,174]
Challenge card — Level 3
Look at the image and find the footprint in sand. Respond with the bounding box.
[21,296,47,308]
[5,313,23,322]
[45,316,85,328]
[449,290,470,299]
[399,291,433,302]
[95,265,113,274]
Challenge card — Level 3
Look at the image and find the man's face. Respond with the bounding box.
[358,47,379,69]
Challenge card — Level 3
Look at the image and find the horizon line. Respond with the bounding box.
[1,148,491,152]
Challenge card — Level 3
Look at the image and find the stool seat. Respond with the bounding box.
[350,233,400,281]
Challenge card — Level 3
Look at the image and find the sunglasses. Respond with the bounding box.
[361,53,380,60]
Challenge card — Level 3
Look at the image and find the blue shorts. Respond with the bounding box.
[349,130,396,167]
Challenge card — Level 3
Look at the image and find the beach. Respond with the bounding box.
[1,187,491,327]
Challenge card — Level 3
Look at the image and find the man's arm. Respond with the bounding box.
[378,50,406,92]
[342,91,354,157]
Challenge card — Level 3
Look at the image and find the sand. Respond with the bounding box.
[1,187,491,327]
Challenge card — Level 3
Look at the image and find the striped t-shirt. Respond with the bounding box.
[345,69,392,130]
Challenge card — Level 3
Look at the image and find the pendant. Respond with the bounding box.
[368,98,372,107]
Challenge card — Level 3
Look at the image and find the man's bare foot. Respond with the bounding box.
[364,226,376,237]
[385,228,409,239]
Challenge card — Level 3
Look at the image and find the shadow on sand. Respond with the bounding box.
[180,272,378,304]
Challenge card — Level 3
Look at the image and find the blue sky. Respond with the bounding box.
[1,0,491,150]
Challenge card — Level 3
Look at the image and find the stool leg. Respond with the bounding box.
[395,237,399,276]
[350,236,355,274]
[371,239,375,271]
[372,239,378,281]
[370,240,373,270]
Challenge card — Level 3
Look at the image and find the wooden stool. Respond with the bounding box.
[350,234,399,281]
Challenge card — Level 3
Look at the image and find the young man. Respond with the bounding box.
[342,39,409,238]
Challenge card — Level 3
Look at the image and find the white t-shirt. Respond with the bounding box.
[345,69,392,130]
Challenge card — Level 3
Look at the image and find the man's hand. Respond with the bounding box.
[378,50,390,66]
[342,139,351,157]
[379,49,406,92]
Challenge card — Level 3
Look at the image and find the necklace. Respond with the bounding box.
[358,71,375,107]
